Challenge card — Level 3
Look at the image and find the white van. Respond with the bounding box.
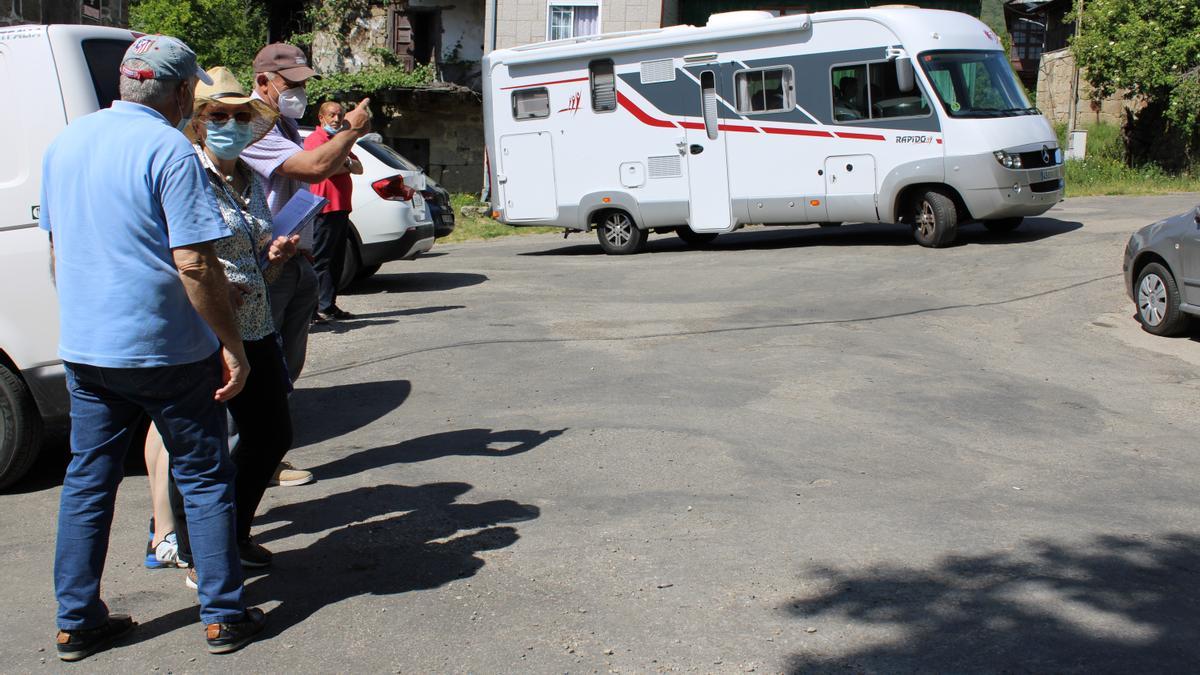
[0,24,136,488]
[482,8,1064,254]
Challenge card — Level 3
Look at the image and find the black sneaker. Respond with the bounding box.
[239,539,272,569]
[55,614,136,662]
[206,607,267,654]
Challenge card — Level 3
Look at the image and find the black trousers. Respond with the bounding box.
[169,334,294,561]
[313,210,351,314]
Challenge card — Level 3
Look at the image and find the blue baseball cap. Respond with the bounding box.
[120,35,213,85]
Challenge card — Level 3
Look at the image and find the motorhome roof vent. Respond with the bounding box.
[706,11,775,28]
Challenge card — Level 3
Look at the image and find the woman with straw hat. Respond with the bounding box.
[144,66,300,582]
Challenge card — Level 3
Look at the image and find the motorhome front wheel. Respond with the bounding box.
[909,189,959,248]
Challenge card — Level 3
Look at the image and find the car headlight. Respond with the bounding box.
[993,150,1023,170]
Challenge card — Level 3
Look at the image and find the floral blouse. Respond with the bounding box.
[196,147,276,342]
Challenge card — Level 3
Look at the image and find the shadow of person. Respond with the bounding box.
[782,533,1200,673]
[306,427,566,481]
[290,380,413,449]
[243,482,540,635]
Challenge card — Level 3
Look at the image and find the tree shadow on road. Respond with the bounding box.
[344,271,488,296]
[248,481,538,635]
[520,218,1083,256]
[290,380,412,449]
[305,427,566,481]
[782,533,1200,673]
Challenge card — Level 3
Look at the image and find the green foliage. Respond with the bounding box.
[129,0,266,78]
[306,64,437,102]
[1053,122,1199,196]
[1072,0,1200,133]
[444,194,558,243]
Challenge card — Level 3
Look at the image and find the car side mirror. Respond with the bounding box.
[896,56,915,93]
[1194,206,1200,225]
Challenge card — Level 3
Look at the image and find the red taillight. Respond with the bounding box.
[371,175,415,201]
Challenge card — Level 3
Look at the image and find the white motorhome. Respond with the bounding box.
[482,8,1064,254]
[0,24,136,487]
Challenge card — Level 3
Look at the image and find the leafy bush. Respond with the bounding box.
[306,64,438,102]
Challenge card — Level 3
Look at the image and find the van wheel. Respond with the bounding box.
[1136,262,1189,336]
[0,363,43,490]
[909,189,958,248]
[338,239,362,291]
[676,227,719,246]
[983,217,1023,233]
[356,264,381,281]
[596,211,646,255]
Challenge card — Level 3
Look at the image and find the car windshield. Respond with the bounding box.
[919,50,1035,118]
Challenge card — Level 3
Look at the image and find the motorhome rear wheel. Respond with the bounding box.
[596,211,646,255]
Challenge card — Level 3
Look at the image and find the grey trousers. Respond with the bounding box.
[268,256,318,383]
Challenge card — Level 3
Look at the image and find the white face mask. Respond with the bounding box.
[272,79,307,119]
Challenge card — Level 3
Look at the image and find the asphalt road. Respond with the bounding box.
[4,193,1200,673]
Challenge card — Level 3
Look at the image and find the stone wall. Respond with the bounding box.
[311,4,391,74]
[373,86,484,193]
[1036,47,1132,128]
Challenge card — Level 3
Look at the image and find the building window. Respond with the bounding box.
[1010,19,1045,61]
[735,66,794,114]
[512,88,550,120]
[590,59,616,112]
[548,4,600,41]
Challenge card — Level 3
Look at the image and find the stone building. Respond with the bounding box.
[1,0,127,27]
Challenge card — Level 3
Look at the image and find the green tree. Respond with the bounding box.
[129,0,267,76]
[1072,0,1200,137]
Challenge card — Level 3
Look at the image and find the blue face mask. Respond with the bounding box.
[205,119,254,160]
[323,125,339,136]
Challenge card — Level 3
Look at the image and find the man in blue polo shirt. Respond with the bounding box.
[41,35,265,660]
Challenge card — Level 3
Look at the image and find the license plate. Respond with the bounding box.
[1041,169,1055,180]
[411,193,426,216]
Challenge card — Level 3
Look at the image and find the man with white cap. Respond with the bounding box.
[242,42,371,488]
[41,34,265,660]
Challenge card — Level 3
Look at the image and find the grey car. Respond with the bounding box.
[1123,203,1200,335]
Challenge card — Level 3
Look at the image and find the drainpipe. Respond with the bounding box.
[1067,0,1083,134]
[487,0,498,52]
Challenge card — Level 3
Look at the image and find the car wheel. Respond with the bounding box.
[675,227,718,246]
[356,263,381,281]
[909,189,958,248]
[983,217,1023,233]
[0,363,43,490]
[1135,262,1189,336]
[596,211,646,255]
[338,239,361,291]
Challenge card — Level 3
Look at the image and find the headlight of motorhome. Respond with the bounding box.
[993,150,1023,170]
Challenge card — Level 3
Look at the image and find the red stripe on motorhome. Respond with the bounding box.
[834,131,887,141]
[501,76,588,90]
[617,92,678,128]
[761,127,834,138]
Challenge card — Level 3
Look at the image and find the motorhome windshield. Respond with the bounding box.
[919,51,1035,118]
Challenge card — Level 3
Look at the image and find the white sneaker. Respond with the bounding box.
[154,532,190,569]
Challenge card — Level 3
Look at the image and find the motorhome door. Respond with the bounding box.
[823,155,878,222]
[685,70,732,232]
[498,131,557,221]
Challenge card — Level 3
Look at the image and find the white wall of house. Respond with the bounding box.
[489,0,664,51]
[410,0,486,63]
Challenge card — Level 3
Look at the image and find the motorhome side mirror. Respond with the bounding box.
[896,57,915,93]
[1194,206,1200,225]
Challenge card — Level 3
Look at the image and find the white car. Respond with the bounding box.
[298,129,435,288]
[0,24,139,488]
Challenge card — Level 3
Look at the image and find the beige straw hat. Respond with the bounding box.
[187,66,278,146]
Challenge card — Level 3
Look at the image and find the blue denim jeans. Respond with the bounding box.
[56,353,246,629]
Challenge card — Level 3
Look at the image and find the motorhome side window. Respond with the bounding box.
[831,61,930,122]
[511,88,550,120]
[590,59,616,113]
[734,67,793,114]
